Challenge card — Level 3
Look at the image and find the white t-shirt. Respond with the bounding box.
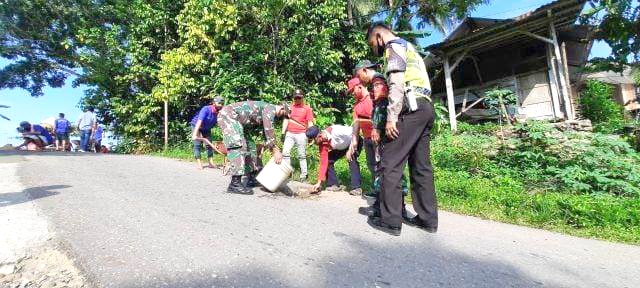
[326,125,352,151]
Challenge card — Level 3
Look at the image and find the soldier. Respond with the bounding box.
[218,100,289,195]
[365,22,438,236]
[356,71,410,220]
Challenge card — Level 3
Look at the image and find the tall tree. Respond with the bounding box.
[582,0,639,82]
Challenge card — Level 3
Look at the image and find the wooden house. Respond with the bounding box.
[425,0,592,130]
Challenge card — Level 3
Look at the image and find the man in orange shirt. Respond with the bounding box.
[281,89,315,181]
[346,77,375,196]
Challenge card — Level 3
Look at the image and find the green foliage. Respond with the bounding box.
[581,0,639,73]
[432,120,640,243]
[580,80,625,133]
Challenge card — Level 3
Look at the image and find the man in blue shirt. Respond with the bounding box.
[15,121,54,151]
[54,113,71,151]
[191,96,224,169]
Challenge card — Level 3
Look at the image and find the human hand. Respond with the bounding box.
[371,129,380,144]
[312,181,322,192]
[385,121,399,139]
[273,148,283,164]
[191,134,198,141]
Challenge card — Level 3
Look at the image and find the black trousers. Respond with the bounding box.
[380,98,438,228]
[326,138,362,189]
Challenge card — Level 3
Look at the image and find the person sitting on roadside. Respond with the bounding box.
[15,121,54,151]
[191,96,224,170]
[54,113,71,151]
[307,125,362,195]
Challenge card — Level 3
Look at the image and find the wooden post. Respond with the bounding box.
[164,99,168,150]
[444,57,457,131]
[546,44,563,119]
[561,42,574,118]
[550,21,573,120]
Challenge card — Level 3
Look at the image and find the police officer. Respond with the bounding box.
[365,22,438,236]
[218,100,289,195]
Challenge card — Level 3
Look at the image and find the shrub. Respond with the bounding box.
[580,80,625,133]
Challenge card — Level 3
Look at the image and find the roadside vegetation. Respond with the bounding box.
[155,116,640,244]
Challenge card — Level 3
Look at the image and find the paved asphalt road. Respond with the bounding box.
[3,152,640,287]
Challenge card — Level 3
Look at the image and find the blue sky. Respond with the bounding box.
[0,0,612,145]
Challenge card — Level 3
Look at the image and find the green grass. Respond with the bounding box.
[152,127,640,245]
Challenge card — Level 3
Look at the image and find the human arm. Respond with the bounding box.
[347,115,359,161]
[312,142,330,192]
[262,105,282,163]
[192,120,203,140]
[385,44,408,139]
[281,118,289,142]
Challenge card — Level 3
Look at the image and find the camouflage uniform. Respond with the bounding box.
[218,101,277,176]
[371,76,409,197]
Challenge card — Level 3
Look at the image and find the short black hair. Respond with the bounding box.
[59,113,65,118]
[366,22,392,40]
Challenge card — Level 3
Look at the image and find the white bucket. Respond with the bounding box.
[256,158,293,192]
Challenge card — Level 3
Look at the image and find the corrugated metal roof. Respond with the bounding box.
[427,0,587,55]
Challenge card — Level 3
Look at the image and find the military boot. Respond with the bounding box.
[246,172,261,188]
[227,175,253,195]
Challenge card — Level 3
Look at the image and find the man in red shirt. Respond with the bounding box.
[346,77,376,196]
[281,89,315,181]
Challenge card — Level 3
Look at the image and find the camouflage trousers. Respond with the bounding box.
[218,113,261,176]
[373,141,409,196]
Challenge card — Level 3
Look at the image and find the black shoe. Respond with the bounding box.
[246,172,261,188]
[404,216,437,233]
[367,217,401,236]
[227,175,253,195]
[358,206,380,217]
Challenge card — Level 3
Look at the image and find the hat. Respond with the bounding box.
[305,125,320,139]
[346,77,362,93]
[19,121,31,129]
[353,60,378,74]
[372,72,386,81]
[292,89,304,98]
[212,96,224,104]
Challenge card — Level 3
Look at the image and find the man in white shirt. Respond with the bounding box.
[306,125,362,195]
[77,106,97,152]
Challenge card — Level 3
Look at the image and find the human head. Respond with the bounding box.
[291,89,304,105]
[346,77,370,101]
[354,60,378,84]
[59,113,65,118]
[366,22,395,57]
[212,96,224,110]
[86,106,94,112]
[305,125,326,144]
[19,121,31,131]
[371,73,389,101]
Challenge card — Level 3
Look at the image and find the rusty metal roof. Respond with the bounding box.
[427,0,587,55]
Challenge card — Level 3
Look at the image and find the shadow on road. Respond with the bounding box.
[117,233,544,288]
[0,185,69,208]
